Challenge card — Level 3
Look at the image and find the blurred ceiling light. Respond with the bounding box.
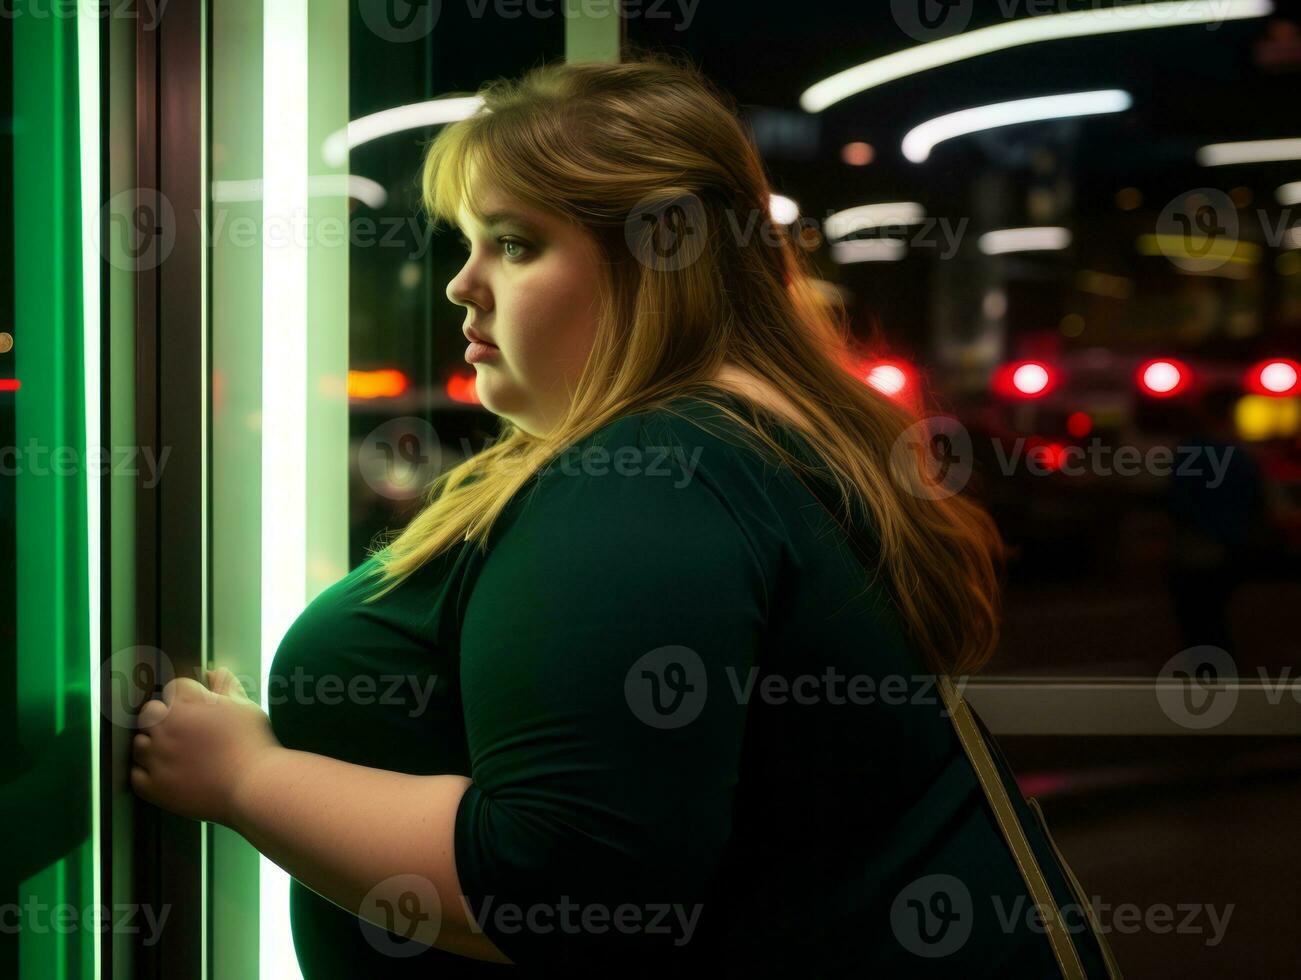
[212,175,388,209]
[831,239,907,263]
[841,141,875,165]
[1277,181,1301,205]
[1284,224,1301,249]
[1197,137,1301,166]
[902,90,1131,163]
[798,0,1270,112]
[978,226,1072,255]
[769,194,800,224]
[824,202,925,240]
[322,96,484,167]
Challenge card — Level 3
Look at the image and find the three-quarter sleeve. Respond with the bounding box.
[452,418,771,972]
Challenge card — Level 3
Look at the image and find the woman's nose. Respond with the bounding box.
[446,260,490,312]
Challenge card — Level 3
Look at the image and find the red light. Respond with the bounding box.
[1025,437,1067,472]
[0,379,19,392]
[1066,411,1092,438]
[992,360,1055,399]
[1013,363,1050,395]
[445,373,479,405]
[841,142,875,166]
[1137,358,1190,397]
[1246,358,1300,396]
[862,358,914,399]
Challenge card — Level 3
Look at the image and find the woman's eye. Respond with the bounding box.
[454,234,527,259]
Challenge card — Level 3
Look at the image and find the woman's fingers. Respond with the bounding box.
[131,733,152,776]
[206,666,250,701]
[138,698,169,729]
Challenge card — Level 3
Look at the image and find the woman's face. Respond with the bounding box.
[446,185,605,436]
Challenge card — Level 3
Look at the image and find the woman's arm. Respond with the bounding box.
[448,416,771,968]
[230,747,512,964]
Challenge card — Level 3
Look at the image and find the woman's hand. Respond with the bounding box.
[131,667,282,829]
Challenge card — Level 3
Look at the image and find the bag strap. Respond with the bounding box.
[937,675,1088,979]
[961,700,1124,979]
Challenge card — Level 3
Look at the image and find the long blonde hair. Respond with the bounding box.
[363,50,1005,676]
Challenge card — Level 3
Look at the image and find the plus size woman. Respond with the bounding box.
[130,52,1117,979]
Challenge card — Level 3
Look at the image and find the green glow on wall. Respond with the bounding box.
[12,5,96,979]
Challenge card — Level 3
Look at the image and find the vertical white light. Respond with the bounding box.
[262,1,308,978]
[76,4,100,977]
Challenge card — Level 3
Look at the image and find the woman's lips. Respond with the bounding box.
[465,340,501,364]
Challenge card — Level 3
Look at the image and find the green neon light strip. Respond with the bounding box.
[14,6,93,979]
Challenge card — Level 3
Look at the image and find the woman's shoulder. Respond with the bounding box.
[487,394,803,570]
[528,391,816,510]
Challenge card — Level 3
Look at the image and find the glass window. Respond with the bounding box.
[629,4,1301,681]
[1,7,99,980]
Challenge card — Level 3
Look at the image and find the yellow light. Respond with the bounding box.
[348,368,409,399]
[1235,394,1301,440]
[1136,234,1260,264]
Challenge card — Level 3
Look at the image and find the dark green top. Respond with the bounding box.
[268,392,1112,979]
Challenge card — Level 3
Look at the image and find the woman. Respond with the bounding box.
[130,52,1116,977]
